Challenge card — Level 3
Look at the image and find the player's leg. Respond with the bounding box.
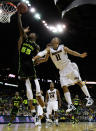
[71,62,93,106]
[77,81,93,106]
[62,86,76,113]
[8,115,15,126]
[59,64,76,113]
[31,61,45,108]
[25,78,36,116]
[71,63,93,106]
[8,108,18,126]
[24,60,44,113]
[34,78,45,108]
[19,58,36,115]
[35,105,43,126]
[53,101,59,126]
[46,102,53,125]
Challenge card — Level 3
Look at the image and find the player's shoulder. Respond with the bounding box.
[46,47,50,51]
[59,44,64,48]
[47,89,51,93]
[55,88,58,92]
[19,96,22,100]
[47,89,50,92]
[45,47,50,54]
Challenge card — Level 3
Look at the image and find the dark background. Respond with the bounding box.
[0,0,96,82]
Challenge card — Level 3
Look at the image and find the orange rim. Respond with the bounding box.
[6,2,17,9]
[0,1,17,13]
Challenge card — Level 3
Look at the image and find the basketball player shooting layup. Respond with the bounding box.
[17,12,45,115]
[33,37,93,113]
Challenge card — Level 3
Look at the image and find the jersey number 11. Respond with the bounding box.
[55,54,61,61]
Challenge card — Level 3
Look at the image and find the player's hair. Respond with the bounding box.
[50,81,54,85]
[46,43,52,48]
[51,37,61,43]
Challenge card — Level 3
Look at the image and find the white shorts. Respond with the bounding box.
[59,62,81,87]
[47,101,58,115]
[37,105,43,116]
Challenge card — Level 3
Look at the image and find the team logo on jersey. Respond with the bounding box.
[49,92,55,98]
[52,50,62,55]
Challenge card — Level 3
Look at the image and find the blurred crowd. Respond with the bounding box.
[0,93,96,122]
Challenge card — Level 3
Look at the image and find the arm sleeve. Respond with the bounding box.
[37,49,48,57]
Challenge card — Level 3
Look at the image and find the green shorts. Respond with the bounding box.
[11,107,19,116]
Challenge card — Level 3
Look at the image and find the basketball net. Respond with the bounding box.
[0,2,17,23]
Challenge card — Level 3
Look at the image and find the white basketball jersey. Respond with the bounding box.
[50,45,70,70]
[48,89,57,102]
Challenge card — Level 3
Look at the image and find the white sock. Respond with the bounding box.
[46,113,49,119]
[25,78,33,100]
[38,118,41,123]
[64,92,72,105]
[81,85,90,98]
[56,119,58,122]
[34,79,41,95]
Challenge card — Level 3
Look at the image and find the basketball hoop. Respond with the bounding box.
[0,2,17,23]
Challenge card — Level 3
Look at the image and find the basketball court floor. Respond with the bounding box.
[0,122,96,131]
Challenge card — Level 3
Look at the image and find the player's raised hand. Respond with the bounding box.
[34,58,43,65]
[80,52,87,58]
[24,26,30,33]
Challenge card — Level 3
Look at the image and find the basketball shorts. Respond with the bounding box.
[47,101,58,115]
[11,107,19,116]
[18,54,36,79]
[59,62,81,87]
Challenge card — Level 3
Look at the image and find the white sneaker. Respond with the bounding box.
[66,104,76,113]
[46,119,53,127]
[86,97,94,107]
[35,121,41,126]
[46,119,53,123]
[35,122,39,126]
[38,121,41,126]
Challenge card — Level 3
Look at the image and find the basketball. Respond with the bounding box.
[17,2,28,14]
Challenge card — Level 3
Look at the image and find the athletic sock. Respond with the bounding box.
[25,78,33,100]
[81,85,90,98]
[64,92,72,105]
[34,79,41,95]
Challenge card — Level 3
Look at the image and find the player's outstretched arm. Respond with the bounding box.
[18,13,27,39]
[18,26,30,52]
[18,36,23,52]
[24,26,30,33]
[64,46,87,58]
[18,13,24,36]
[35,53,50,65]
[32,48,50,62]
